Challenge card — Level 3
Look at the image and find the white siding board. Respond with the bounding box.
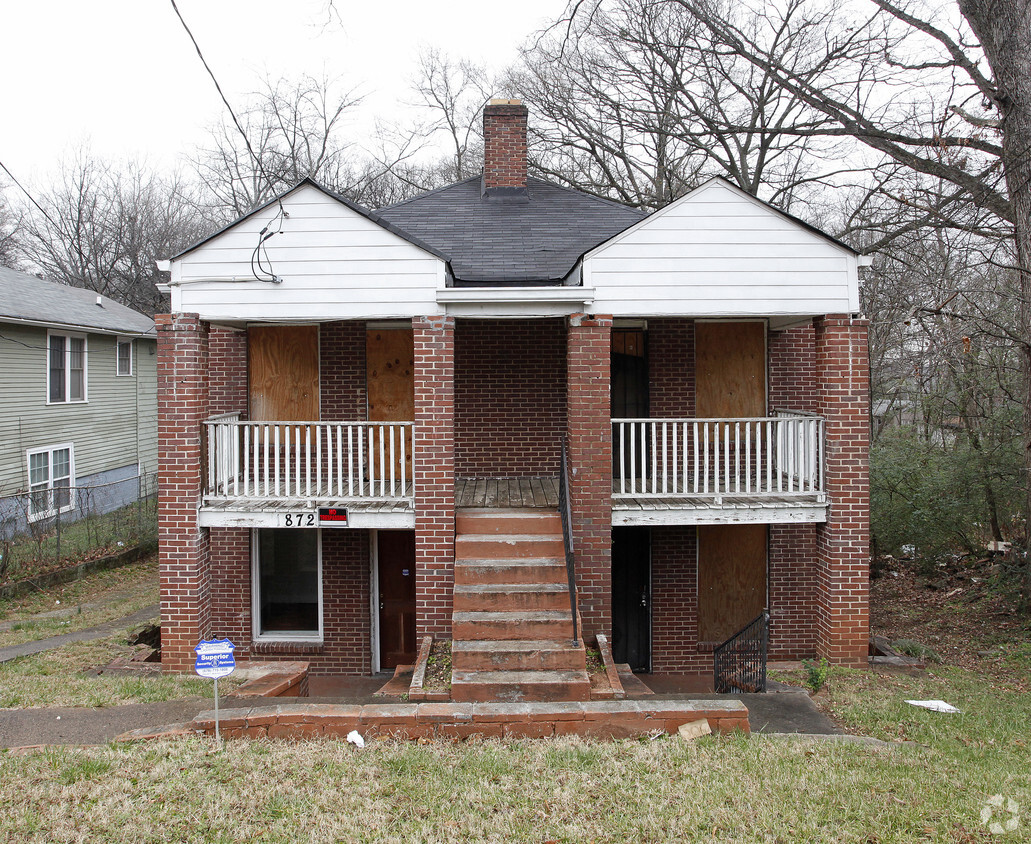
[180,259,440,279]
[173,183,446,321]
[586,179,859,317]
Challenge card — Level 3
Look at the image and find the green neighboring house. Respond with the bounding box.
[0,267,157,536]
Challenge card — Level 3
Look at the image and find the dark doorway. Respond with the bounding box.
[612,527,651,672]
[378,530,416,670]
[611,329,649,480]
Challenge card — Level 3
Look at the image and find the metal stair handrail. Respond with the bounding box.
[558,437,580,647]
[713,610,770,693]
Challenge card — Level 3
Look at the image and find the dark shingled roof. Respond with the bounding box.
[378,176,646,284]
[0,266,154,335]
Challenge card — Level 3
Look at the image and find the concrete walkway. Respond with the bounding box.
[0,604,159,663]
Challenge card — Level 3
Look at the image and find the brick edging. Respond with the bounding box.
[173,699,750,741]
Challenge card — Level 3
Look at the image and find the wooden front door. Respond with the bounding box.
[378,530,416,670]
[249,325,320,422]
[612,527,651,671]
[366,328,414,481]
[697,524,767,645]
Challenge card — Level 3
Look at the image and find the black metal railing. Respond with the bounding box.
[713,611,770,693]
[558,437,580,647]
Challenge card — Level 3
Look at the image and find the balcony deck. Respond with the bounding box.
[199,414,828,529]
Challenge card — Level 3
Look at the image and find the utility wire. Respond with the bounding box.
[168,0,284,214]
[0,158,63,232]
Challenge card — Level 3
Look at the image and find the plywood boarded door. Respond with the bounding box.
[697,524,767,644]
[366,328,414,482]
[695,321,765,418]
[249,325,320,422]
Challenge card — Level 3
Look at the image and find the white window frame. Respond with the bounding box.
[250,528,324,643]
[116,338,133,376]
[26,443,76,522]
[46,331,88,404]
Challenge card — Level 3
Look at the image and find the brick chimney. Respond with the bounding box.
[483,99,528,194]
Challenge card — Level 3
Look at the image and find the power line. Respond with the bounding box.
[0,158,62,232]
[168,0,283,212]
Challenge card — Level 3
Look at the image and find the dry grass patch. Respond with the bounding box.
[0,632,241,709]
[0,724,1020,843]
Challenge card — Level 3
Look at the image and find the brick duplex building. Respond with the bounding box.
[157,100,870,695]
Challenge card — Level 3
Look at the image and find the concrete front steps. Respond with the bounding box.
[450,508,590,703]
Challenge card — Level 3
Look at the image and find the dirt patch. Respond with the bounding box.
[585,647,604,675]
[423,640,451,693]
[870,555,1031,688]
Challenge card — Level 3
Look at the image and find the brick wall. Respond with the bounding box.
[769,321,818,413]
[413,316,455,639]
[157,313,211,672]
[650,526,708,673]
[455,319,566,476]
[649,318,695,417]
[483,101,528,191]
[814,316,871,666]
[768,524,819,660]
[208,326,248,416]
[320,321,367,420]
[567,314,613,638]
[208,528,372,675]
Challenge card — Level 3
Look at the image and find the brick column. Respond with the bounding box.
[157,313,211,672]
[814,315,870,666]
[566,313,613,639]
[413,315,456,639]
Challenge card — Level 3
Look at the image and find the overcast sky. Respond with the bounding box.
[0,0,567,186]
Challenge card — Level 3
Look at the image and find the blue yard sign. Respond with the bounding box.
[194,638,236,679]
[195,639,236,747]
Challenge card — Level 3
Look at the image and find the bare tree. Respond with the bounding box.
[515,0,854,210]
[193,74,365,219]
[21,152,205,315]
[0,183,22,269]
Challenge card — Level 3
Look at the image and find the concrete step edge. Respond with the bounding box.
[452,639,583,652]
[452,611,572,622]
[452,670,591,684]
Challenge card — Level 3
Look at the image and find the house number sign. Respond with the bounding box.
[277,508,349,527]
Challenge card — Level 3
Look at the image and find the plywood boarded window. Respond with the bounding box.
[695,322,765,418]
[366,328,414,479]
[697,524,767,644]
[248,325,320,422]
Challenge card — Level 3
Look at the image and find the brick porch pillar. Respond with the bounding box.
[413,315,456,639]
[814,315,871,666]
[566,313,613,639]
[157,313,211,672]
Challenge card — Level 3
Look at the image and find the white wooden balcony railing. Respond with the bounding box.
[611,413,824,501]
[204,415,414,502]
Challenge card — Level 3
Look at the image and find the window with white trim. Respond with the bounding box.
[27,444,75,521]
[252,529,322,641]
[116,339,133,376]
[48,332,87,403]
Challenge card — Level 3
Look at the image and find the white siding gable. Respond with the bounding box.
[170,184,446,321]
[584,180,860,317]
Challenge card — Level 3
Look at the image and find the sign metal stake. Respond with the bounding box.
[194,639,236,750]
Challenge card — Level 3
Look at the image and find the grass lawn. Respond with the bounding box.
[0,558,243,708]
[0,633,241,709]
[0,662,1027,842]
